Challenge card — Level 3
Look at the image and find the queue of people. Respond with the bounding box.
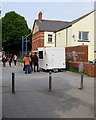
[2,52,39,75]
[2,54,17,67]
[23,52,39,74]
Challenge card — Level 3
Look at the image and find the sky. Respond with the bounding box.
[1,1,95,29]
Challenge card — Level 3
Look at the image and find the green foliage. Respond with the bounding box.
[66,58,70,70]
[68,67,79,73]
[2,11,31,53]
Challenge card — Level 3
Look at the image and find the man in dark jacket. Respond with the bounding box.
[33,52,39,72]
[2,55,7,67]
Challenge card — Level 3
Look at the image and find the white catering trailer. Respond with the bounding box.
[38,47,66,71]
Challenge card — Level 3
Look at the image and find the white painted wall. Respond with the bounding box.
[69,11,94,61]
[56,29,67,47]
[56,11,95,61]
[44,32,55,47]
[94,11,96,60]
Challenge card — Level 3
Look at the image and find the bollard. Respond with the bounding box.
[81,73,83,89]
[12,73,15,94]
[48,71,52,91]
[80,73,83,89]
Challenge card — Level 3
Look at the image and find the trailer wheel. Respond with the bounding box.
[42,69,46,72]
[58,69,62,72]
[53,69,58,73]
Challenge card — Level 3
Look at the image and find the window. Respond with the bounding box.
[48,34,52,43]
[78,31,89,41]
[39,51,43,59]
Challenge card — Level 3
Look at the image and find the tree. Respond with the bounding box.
[2,11,31,54]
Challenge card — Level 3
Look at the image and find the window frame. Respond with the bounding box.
[48,34,53,43]
[78,31,89,42]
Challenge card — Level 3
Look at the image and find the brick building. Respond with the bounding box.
[32,11,96,62]
[31,11,96,77]
[32,12,70,53]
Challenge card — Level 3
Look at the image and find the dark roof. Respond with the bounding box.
[35,19,70,32]
[32,10,95,33]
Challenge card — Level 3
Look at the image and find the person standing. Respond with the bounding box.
[23,54,32,74]
[29,52,33,71]
[13,54,17,66]
[2,55,7,67]
[9,54,13,67]
[33,52,39,72]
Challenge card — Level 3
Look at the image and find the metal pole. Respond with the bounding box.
[22,36,24,58]
[48,71,52,91]
[54,32,56,47]
[80,73,83,89]
[12,73,15,94]
[26,36,27,54]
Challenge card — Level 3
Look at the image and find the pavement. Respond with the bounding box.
[1,61,95,118]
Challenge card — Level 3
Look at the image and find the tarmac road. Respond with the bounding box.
[1,61,95,118]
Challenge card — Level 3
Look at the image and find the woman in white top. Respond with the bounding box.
[13,54,17,66]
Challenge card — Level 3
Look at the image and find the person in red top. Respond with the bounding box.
[23,54,32,74]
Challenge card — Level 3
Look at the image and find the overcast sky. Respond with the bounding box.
[1,1,95,29]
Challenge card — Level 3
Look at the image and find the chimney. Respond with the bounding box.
[38,12,42,21]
